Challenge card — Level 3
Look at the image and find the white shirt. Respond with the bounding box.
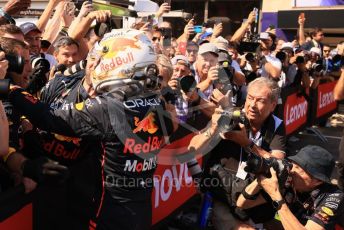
[260,54,282,78]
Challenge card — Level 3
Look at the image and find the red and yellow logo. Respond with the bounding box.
[133,112,158,134]
[54,134,81,146]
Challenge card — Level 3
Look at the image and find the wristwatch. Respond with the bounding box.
[272,199,285,210]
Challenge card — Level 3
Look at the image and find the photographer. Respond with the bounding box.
[194,43,219,98]
[237,145,344,230]
[259,30,282,80]
[334,51,344,190]
[189,77,286,229]
[0,50,9,156]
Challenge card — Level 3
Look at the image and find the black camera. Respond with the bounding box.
[245,153,292,188]
[245,52,256,62]
[276,51,287,63]
[27,55,51,94]
[238,41,260,54]
[309,60,325,76]
[0,47,24,74]
[94,16,122,37]
[161,75,197,104]
[31,55,50,74]
[160,27,172,47]
[217,109,248,133]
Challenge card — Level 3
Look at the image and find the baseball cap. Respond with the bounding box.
[198,43,219,57]
[171,55,190,68]
[288,145,335,183]
[200,28,213,40]
[310,47,322,56]
[281,42,294,53]
[213,36,229,51]
[19,22,41,35]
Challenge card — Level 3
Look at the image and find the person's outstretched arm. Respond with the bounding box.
[334,69,344,101]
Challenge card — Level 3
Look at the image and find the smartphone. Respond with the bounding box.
[299,12,305,19]
[162,27,172,47]
[141,16,153,30]
[194,25,202,33]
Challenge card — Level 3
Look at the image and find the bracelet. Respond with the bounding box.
[242,188,260,200]
[0,8,16,25]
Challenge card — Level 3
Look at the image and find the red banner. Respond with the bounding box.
[1,133,200,227]
[152,162,198,225]
[0,204,32,230]
[316,81,338,118]
[283,92,308,135]
[152,132,200,225]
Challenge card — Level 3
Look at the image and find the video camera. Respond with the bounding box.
[245,153,292,188]
[0,47,24,74]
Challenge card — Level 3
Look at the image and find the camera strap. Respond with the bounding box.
[236,148,248,180]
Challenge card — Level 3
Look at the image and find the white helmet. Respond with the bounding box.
[90,29,157,93]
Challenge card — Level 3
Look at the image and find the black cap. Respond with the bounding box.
[288,145,335,183]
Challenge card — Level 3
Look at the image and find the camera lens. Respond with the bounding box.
[5,53,24,74]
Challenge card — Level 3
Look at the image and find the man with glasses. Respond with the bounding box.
[189,77,286,229]
[186,41,199,67]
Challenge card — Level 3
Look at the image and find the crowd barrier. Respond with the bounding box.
[0,81,340,228]
[277,81,338,136]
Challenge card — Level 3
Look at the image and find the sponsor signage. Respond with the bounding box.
[316,81,338,118]
[152,162,196,225]
[284,92,308,135]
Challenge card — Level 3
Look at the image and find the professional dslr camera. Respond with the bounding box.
[245,153,293,189]
[27,55,51,94]
[0,47,24,74]
[162,75,197,104]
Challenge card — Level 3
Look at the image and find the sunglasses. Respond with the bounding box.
[152,37,161,42]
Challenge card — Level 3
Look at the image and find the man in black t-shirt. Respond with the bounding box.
[189,77,286,229]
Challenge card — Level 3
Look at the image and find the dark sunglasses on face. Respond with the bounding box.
[152,37,161,42]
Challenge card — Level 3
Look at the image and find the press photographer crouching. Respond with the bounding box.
[188,77,286,229]
[237,145,344,230]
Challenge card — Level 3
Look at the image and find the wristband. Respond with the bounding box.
[0,8,16,25]
[242,188,260,200]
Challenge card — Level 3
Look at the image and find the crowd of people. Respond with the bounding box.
[0,0,343,229]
